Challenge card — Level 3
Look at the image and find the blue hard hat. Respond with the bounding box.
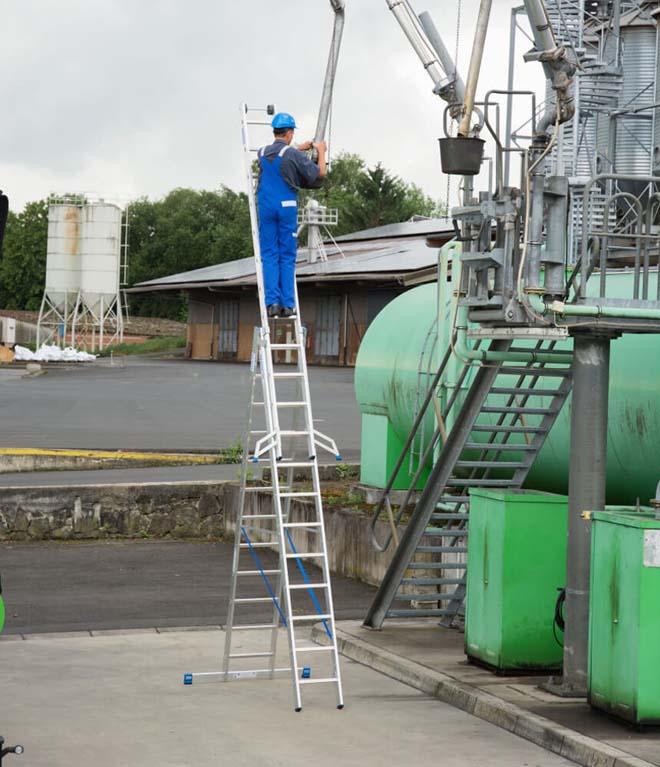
[271,112,297,130]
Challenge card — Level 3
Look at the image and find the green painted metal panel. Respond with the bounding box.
[354,262,660,504]
[465,489,568,673]
[589,508,660,725]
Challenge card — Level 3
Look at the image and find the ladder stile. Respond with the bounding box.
[190,103,344,711]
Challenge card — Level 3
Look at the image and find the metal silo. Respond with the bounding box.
[44,203,81,312]
[78,202,122,317]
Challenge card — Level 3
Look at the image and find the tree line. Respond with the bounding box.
[0,154,443,320]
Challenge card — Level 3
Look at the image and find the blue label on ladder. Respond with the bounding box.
[183,673,193,685]
[301,667,311,679]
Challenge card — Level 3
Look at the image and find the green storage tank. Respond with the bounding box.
[588,508,660,725]
[465,489,568,673]
[355,258,660,504]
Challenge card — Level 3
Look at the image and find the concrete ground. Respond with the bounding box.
[0,540,376,635]
[322,621,660,767]
[0,628,578,767]
[0,357,360,458]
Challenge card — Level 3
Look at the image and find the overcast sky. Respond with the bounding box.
[1,1,543,212]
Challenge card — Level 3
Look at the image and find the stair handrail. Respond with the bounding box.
[369,333,479,553]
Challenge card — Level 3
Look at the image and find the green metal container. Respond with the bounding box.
[355,253,660,503]
[465,488,568,673]
[588,508,660,725]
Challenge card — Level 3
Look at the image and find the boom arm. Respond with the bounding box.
[314,0,346,145]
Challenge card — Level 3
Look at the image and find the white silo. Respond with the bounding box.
[37,200,82,345]
[72,202,124,350]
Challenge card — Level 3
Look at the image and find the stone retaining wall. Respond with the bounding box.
[0,482,225,541]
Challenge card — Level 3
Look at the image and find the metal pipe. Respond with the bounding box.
[386,0,451,95]
[504,7,524,185]
[453,305,572,364]
[550,301,660,320]
[418,11,465,103]
[459,0,493,137]
[314,0,346,143]
[562,333,611,695]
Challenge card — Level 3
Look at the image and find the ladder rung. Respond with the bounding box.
[276,402,308,408]
[500,367,570,377]
[387,608,457,617]
[273,372,305,378]
[291,614,332,621]
[408,561,467,569]
[239,542,277,549]
[464,442,535,451]
[446,478,515,487]
[417,544,467,553]
[280,492,318,498]
[228,652,274,658]
[471,425,545,433]
[299,677,338,685]
[490,387,561,396]
[393,593,456,602]
[422,529,467,537]
[431,513,468,521]
[283,522,322,528]
[236,570,280,576]
[289,582,328,590]
[234,597,277,604]
[241,513,277,519]
[401,578,465,586]
[454,460,522,469]
[481,406,553,415]
[438,495,470,504]
[279,430,311,436]
[285,552,323,559]
[275,461,316,467]
[231,624,278,631]
[294,645,334,652]
[270,344,301,350]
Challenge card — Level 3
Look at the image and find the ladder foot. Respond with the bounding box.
[295,707,302,713]
[335,454,342,461]
[337,704,344,710]
[309,455,316,461]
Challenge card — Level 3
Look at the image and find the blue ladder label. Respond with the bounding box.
[301,667,311,679]
[183,673,193,685]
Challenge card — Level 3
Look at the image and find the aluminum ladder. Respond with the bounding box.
[364,337,573,629]
[185,104,344,711]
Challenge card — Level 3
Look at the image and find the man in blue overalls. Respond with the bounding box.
[257,112,327,319]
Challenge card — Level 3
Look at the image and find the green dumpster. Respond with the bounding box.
[466,489,568,674]
[589,508,660,725]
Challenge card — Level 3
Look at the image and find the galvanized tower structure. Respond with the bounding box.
[366,0,660,697]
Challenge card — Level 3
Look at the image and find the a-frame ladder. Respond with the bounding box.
[185,104,344,712]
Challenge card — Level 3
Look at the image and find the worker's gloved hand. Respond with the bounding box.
[296,140,314,152]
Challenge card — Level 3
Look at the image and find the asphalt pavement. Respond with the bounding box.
[0,539,376,634]
[0,356,361,458]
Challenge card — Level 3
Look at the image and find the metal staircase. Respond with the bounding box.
[364,337,573,630]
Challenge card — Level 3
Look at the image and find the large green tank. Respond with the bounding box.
[355,272,660,505]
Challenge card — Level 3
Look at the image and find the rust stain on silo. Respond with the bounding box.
[63,206,81,255]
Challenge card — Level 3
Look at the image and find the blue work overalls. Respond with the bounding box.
[257,145,298,309]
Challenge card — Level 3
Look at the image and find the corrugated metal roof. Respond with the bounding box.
[130,219,454,293]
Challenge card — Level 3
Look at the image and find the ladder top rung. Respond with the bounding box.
[279,430,311,436]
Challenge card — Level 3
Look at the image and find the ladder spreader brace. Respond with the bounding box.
[184,104,344,712]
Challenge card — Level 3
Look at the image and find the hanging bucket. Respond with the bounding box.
[438,137,485,176]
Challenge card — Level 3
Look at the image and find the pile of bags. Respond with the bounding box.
[13,344,97,363]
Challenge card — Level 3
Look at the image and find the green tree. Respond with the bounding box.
[313,152,444,236]
[0,200,48,310]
